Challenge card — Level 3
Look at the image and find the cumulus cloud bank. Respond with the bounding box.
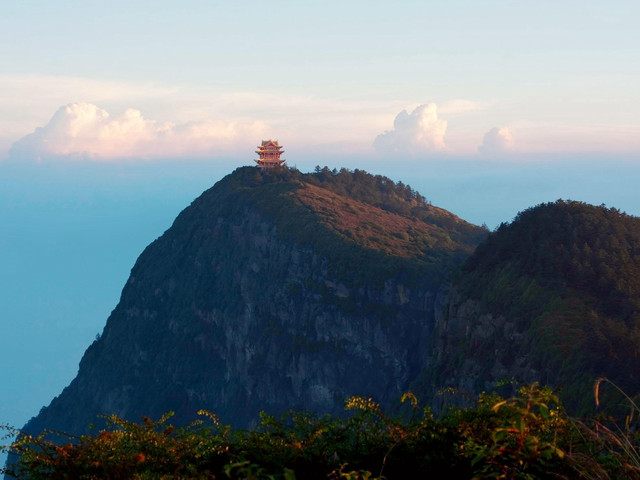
[9,103,268,161]
[373,103,448,156]
[478,127,515,154]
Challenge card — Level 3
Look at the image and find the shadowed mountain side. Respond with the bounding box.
[20,166,487,439]
[414,200,640,414]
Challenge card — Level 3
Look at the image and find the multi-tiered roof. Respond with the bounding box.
[255,140,286,168]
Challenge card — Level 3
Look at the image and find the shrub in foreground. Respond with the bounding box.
[3,382,640,479]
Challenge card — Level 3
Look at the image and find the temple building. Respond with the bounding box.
[255,140,286,168]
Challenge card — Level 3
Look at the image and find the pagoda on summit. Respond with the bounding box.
[255,140,286,168]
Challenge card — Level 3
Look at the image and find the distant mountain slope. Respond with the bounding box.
[417,200,640,413]
[20,166,486,439]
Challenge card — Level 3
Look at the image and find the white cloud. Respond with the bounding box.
[9,103,269,161]
[0,74,490,159]
[373,103,448,156]
[0,75,406,159]
[478,127,515,154]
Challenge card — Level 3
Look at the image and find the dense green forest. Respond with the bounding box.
[463,200,640,315]
[449,200,640,412]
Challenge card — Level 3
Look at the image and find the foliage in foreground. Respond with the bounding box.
[3,381,640,479]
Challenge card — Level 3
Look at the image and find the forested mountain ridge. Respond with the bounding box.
[218,166,486,286]
[417,200,640,413]
[18,166,486,441]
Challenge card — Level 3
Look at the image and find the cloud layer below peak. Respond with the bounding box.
[9,103,268,161]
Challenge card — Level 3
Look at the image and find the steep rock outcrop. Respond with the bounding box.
[417,289,541,413]
[21,166,485,437]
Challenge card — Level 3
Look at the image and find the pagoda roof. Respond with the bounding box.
[260,139,280,146]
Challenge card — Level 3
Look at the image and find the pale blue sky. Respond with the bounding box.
[1,0,639,464]
[1,0,638,157]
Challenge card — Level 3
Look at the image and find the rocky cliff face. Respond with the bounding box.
[416,289,541,413]
[21,166,485,437]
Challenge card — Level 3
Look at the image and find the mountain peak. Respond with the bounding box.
[20,166,486,439]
